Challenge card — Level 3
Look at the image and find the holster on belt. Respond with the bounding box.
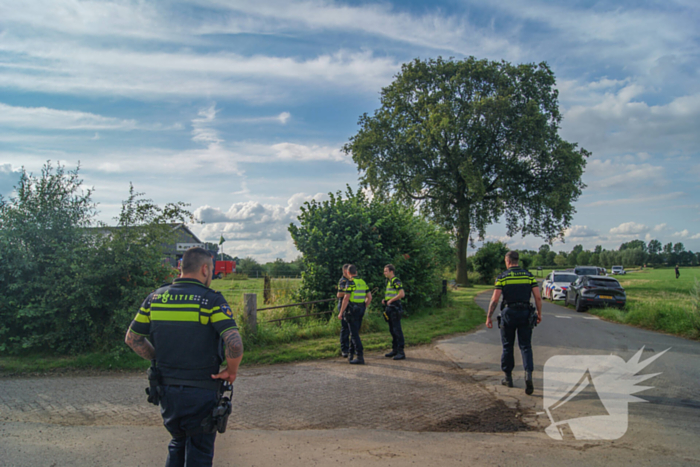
[145,360,162,406]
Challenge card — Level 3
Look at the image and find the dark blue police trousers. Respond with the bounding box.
[386,303,404,351]
[344,303,365,357]
[339,301,354,355]
[499,306,534,373]
[160,385,218,467]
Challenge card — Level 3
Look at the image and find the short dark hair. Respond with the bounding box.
[342,264,350,270]
[505,251,519,263]
[384,264,395,273]
[348,264,357,275]
[182,247,213,274]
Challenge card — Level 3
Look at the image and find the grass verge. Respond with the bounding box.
[0,286,489,374]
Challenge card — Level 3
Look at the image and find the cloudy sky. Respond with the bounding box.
[1,0,699,260]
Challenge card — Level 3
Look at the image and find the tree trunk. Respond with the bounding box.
[456,226,470,287]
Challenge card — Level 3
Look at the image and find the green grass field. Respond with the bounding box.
[563,267,700,339]
[0,285,490,373]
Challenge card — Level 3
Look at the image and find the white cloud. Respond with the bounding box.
[673,229,690,238]
[691,233,700,240]
[270,142,344,162]
[0,163,22,195]
[585,192,684,207]
[609,222,649,236]
[584,158,668,191]
[564,225,600,238]
[0,102,140,130]
[562,87,700,157]
[233,112,291,125]
[653,223,668,232]
[191,104,223,146]
[0,37,401,99]
[193,192,325,242]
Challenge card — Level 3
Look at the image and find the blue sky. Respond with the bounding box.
[1,0,699,261]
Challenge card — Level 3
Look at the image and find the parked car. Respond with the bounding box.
[542,271,579,301]
[565,275,626,312]
[611,265,626,275]
[574,265,599,277]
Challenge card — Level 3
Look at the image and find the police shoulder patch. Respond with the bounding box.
[221,304,233,318]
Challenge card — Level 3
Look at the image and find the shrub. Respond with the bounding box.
[0,163,192,354]
[288,188,454,312]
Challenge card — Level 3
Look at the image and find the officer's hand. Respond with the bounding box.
[537,313,542,324]
[486,317,493,329]
[337,313,343,320]
[382,300,386,305]
[211,369,237,384]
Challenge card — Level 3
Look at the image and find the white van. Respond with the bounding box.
[611,265,625,275]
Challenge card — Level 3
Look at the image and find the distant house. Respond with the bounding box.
[91,223,217,268]
[164,223,207,267]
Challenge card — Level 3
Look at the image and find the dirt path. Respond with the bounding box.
[0,346,528,433]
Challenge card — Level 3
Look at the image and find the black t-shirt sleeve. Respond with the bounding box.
[207,292,238,335]
[129,294,153,336]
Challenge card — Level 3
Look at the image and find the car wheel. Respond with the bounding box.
[575,296,586,313]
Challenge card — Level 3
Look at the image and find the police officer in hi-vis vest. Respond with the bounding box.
[337,264,354,359]
[125,247,244,466]
[382,264,405,360]
[485,250,542,395]
[338,264,372,364]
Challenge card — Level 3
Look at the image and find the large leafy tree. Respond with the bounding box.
[344,57,588,285]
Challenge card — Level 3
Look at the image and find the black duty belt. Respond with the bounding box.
[161,377,222,391]
[504,302,531,309]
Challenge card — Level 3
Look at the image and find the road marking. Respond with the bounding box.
[555,316,572,319]
[536,412,546,415]
[583,317,599,320]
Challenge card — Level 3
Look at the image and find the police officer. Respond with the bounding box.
[337,264,354,359]
[125,247,244,467]
[338,264,372,364]
[485,251,542,395]
[382,264,405,360]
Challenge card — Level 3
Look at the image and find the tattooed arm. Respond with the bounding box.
[125,329,156,360]
[211,328,244,383]
[485,289,502,329]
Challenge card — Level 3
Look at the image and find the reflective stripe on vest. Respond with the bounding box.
[350,278,368,303]
[385,277,400,300]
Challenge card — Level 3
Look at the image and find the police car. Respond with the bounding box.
[542,270,579,301]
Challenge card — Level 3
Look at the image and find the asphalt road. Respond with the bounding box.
[437,290,700,464]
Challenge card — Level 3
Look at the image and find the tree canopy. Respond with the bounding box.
[344,57,588,284]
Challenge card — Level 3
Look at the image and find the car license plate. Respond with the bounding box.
[599,295,613,299]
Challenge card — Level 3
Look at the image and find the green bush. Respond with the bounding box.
[0,163,191,354]
[472,241,509,284]
[288,188,454,312]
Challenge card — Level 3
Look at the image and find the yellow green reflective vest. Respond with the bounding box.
[385,277,403,301]
[346,278,368,303]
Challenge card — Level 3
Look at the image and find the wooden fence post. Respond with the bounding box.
[263,275,271,304]
[244,293,257,333]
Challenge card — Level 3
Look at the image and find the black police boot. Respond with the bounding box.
[525,371,534,395]
[341,352,349,358]
[393,351,405,360]
[385,350,397,358]
[349,355,365,365]
[501,373,513,388]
